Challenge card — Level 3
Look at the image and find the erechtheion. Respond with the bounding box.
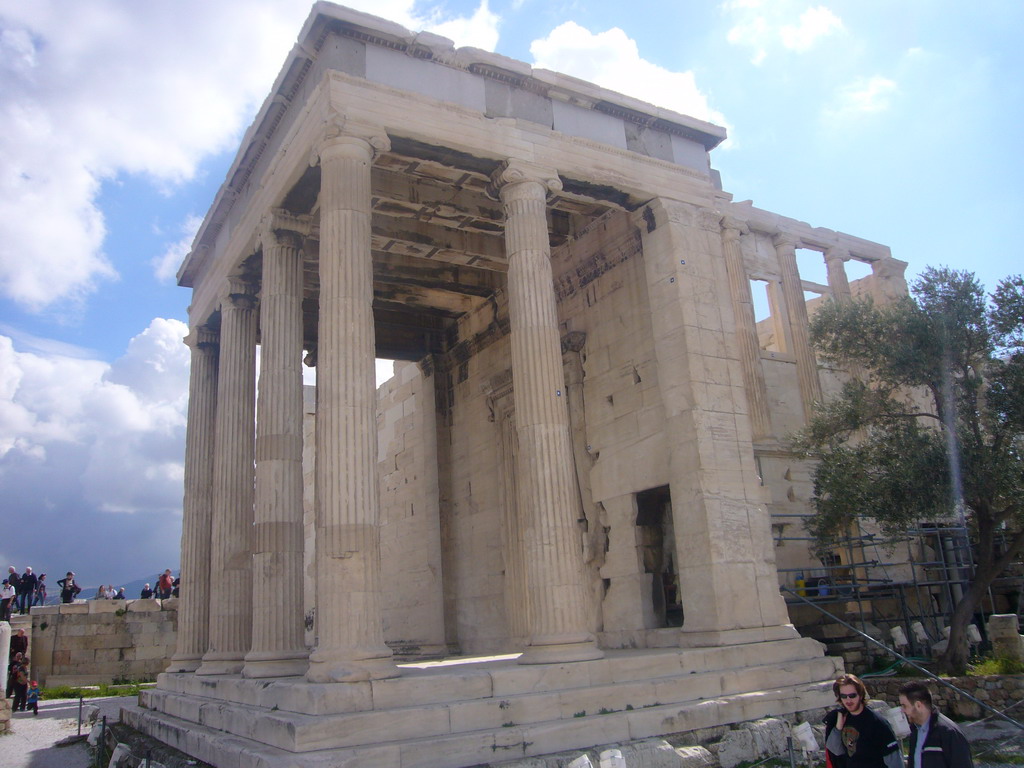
[125,3,909,765]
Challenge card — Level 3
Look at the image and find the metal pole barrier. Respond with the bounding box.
[781,585,1024,731]
[77,695,84,736]
[787,736,796,768]
[146,748,152,767]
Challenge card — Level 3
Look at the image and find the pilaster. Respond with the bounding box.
[243,211,311,678]
[169,327,219,671]
[492,160,603,664]
[307,128,398,683]
[198,277,258,675]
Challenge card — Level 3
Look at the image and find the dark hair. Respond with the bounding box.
[898,680,933,708]
[833,673,869,702]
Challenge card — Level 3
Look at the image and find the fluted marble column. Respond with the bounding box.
[774,233,822,421]
[721,217,772,440]
[307,129,398,683]
[243,212,310,678]
[169,326,218,672]
[197,277,257,675]
[824,247,853,302]
[492,160,603,665]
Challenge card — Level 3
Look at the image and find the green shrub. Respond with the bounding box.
[967,656,1024,675]
[40,680,155,700]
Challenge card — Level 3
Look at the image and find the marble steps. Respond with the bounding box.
[151,637,833,716]
[129,643,840,755]
[123,677,836,768]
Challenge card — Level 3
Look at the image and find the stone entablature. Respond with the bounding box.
[31,600,177,687]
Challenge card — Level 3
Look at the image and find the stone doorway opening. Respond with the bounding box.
[635,485,682,628]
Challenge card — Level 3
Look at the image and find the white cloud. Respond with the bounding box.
[0,0,499,312]
[780,7,843,52]
[724,1,843,65]
[427,0,501,51]
[0,318,190,583]
[153,215,204,284]
[530,22,727,127]
[825,76,899,120]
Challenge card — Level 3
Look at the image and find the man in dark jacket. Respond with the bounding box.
[825,673,903,768]
[17,567,38,614]
[898,681,973,768]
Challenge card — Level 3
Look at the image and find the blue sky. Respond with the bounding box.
[1,0,1021,586]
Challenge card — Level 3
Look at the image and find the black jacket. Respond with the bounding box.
[18,572,37,596]
[906,711,973,768]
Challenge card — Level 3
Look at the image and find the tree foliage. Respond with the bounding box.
[798,267,1024,673]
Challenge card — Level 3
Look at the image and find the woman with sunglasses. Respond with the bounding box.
[824,673,903,768]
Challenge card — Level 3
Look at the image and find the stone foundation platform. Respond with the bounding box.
[122,638,840,768]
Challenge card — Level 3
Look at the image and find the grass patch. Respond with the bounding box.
[41,681,154,700]
[967,656,1024,675]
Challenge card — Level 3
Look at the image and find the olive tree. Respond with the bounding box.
[799,267,1024,673]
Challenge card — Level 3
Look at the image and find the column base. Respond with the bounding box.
[167,653,202,673]
[242,650,309,679]
[518,639,605,665]
[196,651,245,676]
[305,647,400,683]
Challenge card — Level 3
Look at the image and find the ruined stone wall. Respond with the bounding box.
[30,600,177,688]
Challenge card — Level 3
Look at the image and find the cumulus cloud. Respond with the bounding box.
[724,1,843,65]
[824,76,899,120]
[0,0,500,312]
[0,318,190,582]
[530,22,727,127]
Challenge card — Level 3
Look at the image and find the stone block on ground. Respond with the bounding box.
[716,718,790,768]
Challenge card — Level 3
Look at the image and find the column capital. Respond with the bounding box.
[257,209,313,252]
[184,326,219,351]
[311,117,390,166]
[561,330,587,354]
[720,214,750,240]
[221,276,258,311]
[772,231,800,251]
[488,160,562,201]
[824,245,850,263]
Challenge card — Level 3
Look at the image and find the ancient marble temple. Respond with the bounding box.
[124,4,907,766]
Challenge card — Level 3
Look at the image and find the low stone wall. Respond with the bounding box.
[30,599,177,687]
[867,675,1024,719]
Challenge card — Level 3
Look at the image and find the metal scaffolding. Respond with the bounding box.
[772,511,1024,665]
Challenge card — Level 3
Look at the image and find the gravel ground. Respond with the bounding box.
[0,696,133,768]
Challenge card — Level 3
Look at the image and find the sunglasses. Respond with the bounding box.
[839,693,860,700]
